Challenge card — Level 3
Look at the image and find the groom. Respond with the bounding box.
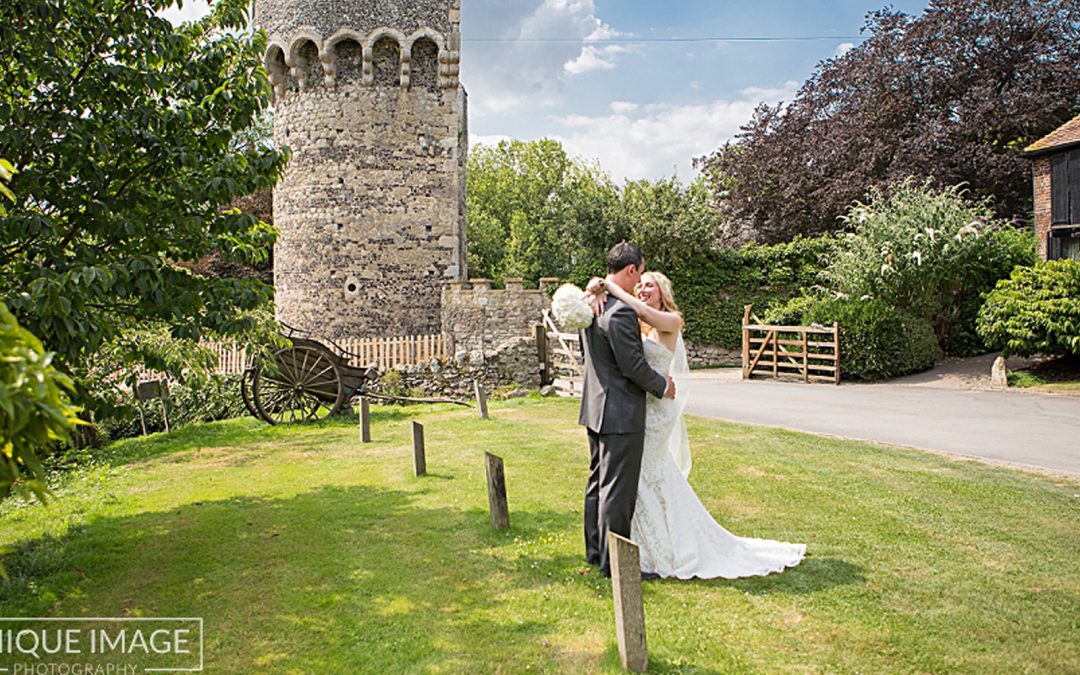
[580,242,676,577]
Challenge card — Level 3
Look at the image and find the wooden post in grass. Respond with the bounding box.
[484,452,509,529]
[609,532,647,673]
[535,323,550,386]
[412,422,426,476]
[741,304,752,380]
[359,398,371,443]
[474,380,489,420]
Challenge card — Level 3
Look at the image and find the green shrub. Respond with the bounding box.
[664,235,835,349]
[976,260,1080,357]
[0,302,80,501]
[826,179,1035,356]
[802,298,940,380]
[95,373,248,441]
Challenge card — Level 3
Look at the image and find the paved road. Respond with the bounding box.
[681,369,1080,476]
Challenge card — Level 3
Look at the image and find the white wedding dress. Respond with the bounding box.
[630,334,806,579]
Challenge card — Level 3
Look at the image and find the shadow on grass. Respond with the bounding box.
[0,484,566,670]
[723,557,864,595]
[97,402,437,468]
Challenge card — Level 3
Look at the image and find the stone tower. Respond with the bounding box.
[256,0,467,339]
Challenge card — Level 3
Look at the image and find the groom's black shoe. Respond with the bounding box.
[640,571,661,582]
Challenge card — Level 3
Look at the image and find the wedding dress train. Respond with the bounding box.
[630,335,806,579]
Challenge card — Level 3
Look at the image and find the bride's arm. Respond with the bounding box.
[601,277,683,333]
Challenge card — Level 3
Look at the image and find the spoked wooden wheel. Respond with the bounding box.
[252,345,345,425]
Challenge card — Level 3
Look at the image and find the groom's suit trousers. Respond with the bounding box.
[585,427,646,576]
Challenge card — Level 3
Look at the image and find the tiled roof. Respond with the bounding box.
[1024,114,1080,155]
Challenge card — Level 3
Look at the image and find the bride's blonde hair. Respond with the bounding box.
[637,271,681,316]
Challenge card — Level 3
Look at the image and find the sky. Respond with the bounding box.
[164,0,931,182]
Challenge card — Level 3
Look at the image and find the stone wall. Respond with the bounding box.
[441,278,556,353]
[256,0,467,339]
[685,342,741,368]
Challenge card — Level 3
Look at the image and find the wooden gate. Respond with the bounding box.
[540,309,584,397]
[742,305,840,384]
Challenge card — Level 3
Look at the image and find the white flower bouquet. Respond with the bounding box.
[551,284,594,330]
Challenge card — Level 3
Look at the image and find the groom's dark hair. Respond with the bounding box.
[606,242,644,274]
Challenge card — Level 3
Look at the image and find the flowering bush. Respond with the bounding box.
[551,284,594,330]
[825,178,1034,355]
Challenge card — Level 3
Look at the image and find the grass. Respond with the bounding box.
[1008,356,1080,395]
[1,397,1078,673]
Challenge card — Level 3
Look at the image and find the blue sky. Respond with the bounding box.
[165,0,931,181]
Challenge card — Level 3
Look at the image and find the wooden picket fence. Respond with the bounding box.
[742,305,841,384]
[153,334,448,378]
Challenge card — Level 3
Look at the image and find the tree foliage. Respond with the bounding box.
[977,260,1080,357]
[466,139,727,286]
[0,0,288,387]
[0,301,80,503]
[467,139,625,285]
[700,0,1080,242]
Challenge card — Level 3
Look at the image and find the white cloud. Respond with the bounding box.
[739,81,801,102]
[547,81,799,182]
[834,42,855,58]
[460,0,629,114]
[609,101,639,113]
[160,0,210,24]
[563,16,633,75]
[470,133,513,149]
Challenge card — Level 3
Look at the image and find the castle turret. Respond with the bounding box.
[256,0,467,338]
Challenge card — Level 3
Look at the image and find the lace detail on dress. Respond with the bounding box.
[630,338,806,579]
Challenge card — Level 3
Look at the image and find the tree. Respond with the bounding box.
[0,0,288,388]
[0,162,78,505]
[466,139,622,285]
[700,0,1080,242]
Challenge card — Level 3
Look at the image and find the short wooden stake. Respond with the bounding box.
[359,398,371,443]
[609,532,648,673]
[474,380,489,420]
[484,452,509,529]
[412,421,426,476]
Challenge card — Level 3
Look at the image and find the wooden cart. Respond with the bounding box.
[241,323,378,425]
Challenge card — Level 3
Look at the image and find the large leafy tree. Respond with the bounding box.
[467,139,727,286]
[0,0,287,383]
[700,0,1080,242]
[467,139,624,285]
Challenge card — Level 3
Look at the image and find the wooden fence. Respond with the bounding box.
[140,334,449,379]
[742,305,840,384]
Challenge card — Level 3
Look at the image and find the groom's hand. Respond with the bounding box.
[664,376,676,399]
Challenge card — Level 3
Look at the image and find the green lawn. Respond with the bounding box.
[1,398,1078,673]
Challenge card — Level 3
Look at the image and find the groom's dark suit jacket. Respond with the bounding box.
[578,297,668,432]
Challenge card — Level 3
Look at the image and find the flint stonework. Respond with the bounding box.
[256,0,467,339]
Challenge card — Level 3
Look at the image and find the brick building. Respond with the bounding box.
[1023,114,1080,261]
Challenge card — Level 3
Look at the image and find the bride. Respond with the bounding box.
[588,271,805,579]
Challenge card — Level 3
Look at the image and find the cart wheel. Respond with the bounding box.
[252,345,345,425]
[240,368,261,421]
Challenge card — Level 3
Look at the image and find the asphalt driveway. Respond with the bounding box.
[681,367,1080,476]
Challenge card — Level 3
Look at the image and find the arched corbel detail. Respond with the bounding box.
[264,41,289,100]
[323,29,366,89]
[405,28,446,91]
[365,27,407,88]
[286,31,323,91]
